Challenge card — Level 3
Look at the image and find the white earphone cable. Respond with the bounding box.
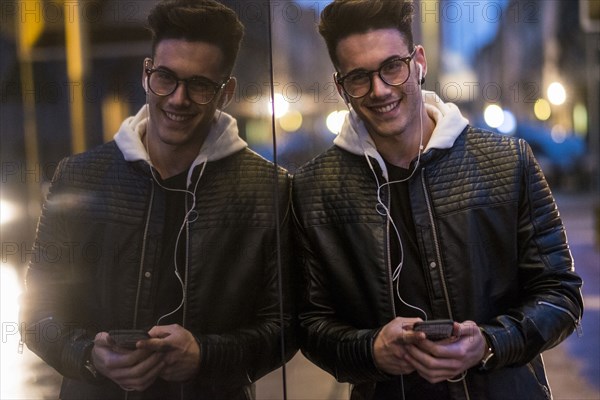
[145,102,205,326]
[365,79,428,321]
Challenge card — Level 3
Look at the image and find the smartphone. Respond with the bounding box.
[108,329,150,350]
[413,319,454,341]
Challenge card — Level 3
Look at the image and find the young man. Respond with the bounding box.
[292,1,583,399]
[20,1,295,399]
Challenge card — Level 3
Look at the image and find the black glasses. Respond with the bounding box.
[335,48,417,99]
[145,66,230,105]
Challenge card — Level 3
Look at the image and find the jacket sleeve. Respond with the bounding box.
[480,139,584,370]
[292,177,391,384]
[19,157,101,383]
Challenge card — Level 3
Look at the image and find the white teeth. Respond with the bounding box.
[165,112,191,122]
[373,102,398,114]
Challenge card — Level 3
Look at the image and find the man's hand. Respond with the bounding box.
[405,320,487,383]
[92,332,165,392]
[373,317,426,375]
[138,324,201,382]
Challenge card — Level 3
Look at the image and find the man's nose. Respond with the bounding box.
[369,73,392,98]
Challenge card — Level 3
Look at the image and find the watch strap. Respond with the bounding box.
[479,331,495,371]
[82,344,100,380]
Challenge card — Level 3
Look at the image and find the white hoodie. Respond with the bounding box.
[333,90,469,181]
[114,105,247,187]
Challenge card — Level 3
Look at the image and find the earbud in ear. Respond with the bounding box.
[418,64,423,84]
[219,92,232,109]
[143,59,152,93]
[342,92,351,105]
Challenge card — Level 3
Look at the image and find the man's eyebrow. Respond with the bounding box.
[343,55,404,75]
[150,65,211,80]
[150,63,170,72]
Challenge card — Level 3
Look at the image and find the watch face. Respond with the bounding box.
[480,349,495,370]
[84,358,98,378]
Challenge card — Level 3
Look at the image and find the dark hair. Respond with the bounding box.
[318,0,415,68]
[147,0,244,75]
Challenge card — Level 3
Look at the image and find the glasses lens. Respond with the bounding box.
[148,70,177,96]
[341,56,413,98]
[147,70,221,104]
[343,72,371,98]
[187,79,219,104]
[380,59,409,85]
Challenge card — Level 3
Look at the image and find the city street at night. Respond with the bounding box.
[1,0,599,399]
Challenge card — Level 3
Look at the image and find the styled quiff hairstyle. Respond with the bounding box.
[147,0,244,75]
[318,0,415,68]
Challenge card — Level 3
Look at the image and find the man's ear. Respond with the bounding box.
[142,58,152,93]
[219,77,237,109]
[334,74,350,106]
[415,45,427,85]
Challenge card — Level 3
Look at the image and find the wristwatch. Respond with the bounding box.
[479,333,496,371]
[83,350,99,379]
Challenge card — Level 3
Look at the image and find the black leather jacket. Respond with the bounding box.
[21,142,296,400]
[292,126,583,400]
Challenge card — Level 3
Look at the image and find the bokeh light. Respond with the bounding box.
[483,104,504,128]
[268,94,290,118]
[573,103,588,137]
[551,124,567,143]
[547,82,566,105]
[0,200,19,225]
[326,110,349,135]
[497,110,517,135]
[534,98,552,121]
[279,110,303,132]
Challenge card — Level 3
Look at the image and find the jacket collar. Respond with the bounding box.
[114,105,247,186]
[334,90,468,180]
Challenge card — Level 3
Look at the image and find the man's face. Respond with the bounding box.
[143,39,232,150]
[335,28,424,140]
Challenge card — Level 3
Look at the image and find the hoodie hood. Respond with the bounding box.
[114,105,247,186]
[334,90,468,180]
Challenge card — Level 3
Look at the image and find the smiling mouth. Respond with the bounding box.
[165,111,194,122]
[370,100,400,114]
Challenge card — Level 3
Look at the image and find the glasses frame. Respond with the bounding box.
[335,47,417,99]
[144,64,230,105]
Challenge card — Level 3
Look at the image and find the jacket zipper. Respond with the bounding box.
[537,300,583,337]
[126,177,155,400]
[421,169,471,400]
[526,362,552,399]
[132,178,155,328]
[420,169,454,320]
[182,195,190,328]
